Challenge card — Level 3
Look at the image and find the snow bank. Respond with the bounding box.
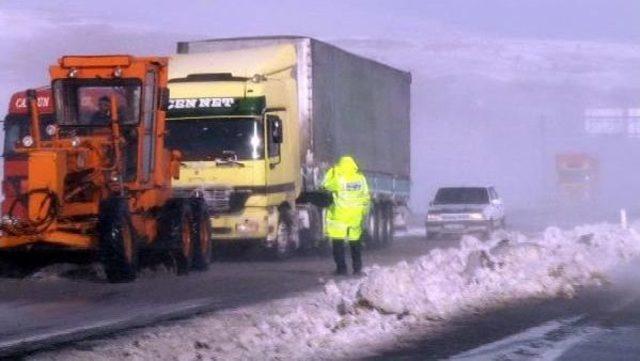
[30,224,640,361]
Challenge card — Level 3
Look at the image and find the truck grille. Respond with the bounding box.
[173,187,251,214]
[204,188,233,213]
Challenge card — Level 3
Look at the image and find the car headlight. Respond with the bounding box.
[22,135,34,147]
[427,213,441,221]
[468,213,485,220]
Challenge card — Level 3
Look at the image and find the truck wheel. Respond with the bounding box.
[175,204,194,275]
[190,199,212,271]
[273,220,293,260]
[160,200,194,275]
[98,197,137,283]
[271,209,296,260]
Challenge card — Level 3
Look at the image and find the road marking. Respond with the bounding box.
[449,315,605,361]
[0,298,221,358]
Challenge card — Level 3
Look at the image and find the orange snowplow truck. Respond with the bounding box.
[2,87,55,219]
[0,55,212,282]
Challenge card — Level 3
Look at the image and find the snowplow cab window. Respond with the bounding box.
[53,79,141,127]
[3,114,56,154]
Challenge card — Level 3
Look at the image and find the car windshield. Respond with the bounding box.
[166,117,264,161]
[53,79,141,127]
[434,187,489,205]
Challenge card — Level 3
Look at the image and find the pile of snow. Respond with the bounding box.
[31,224,640,361]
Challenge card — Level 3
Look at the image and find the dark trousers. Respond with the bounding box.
[332,239,362,274]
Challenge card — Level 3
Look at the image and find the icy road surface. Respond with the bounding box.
[0,231,435,358]
[26,221,640,361]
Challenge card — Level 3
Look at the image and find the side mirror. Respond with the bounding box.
[158,87,170,112]
[428,201,434,206]
[491,199,502,205]
[170,150,182,180]
[270,118,283,144]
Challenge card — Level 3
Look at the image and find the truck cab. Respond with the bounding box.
[2,88,55,218]
[168,37,411,256]
[167,46,301,257]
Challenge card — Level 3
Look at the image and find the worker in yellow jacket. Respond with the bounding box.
[322,156,371,275]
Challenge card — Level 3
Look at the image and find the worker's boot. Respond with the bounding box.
[332,239,347,275]
[350,241,363,275]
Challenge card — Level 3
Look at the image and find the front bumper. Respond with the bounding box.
[425,220,492,234]
[0,230,95,250]
[210,207,273,242]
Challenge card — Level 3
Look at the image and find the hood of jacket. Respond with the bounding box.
[335,156,359,175]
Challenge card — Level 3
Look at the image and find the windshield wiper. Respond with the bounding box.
[214,150,245,167]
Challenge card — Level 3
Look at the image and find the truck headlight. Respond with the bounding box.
[468,213,485,220]
[236,220,259,234]
[71,136,81,147]
[45,124,58,136]
[427,213,441,221]
[22,135,34,147]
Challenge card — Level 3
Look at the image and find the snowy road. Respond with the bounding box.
[0,206,635,359]
[0,233,440,358]
[367,263,640,360]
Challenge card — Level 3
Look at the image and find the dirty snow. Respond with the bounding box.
[29,224,640,361]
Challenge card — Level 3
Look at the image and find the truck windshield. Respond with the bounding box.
[53,79,141,127]
[3,114,55,154]
[166,118,264,161]
[434,187,489,205]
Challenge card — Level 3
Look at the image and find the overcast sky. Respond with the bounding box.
[1,0,639,210]
[2,0,639,43]
[1,0,637,110]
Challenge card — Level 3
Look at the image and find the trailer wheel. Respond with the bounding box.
[377,203,391,247]
[98,197,137,283]
[364,203,382,249]
[426,231,438,241]
[382,203,395,246]
[190,199,212,271]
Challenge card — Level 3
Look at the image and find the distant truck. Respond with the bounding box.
[555,153,598,201]
[2,87,55,218]
[167,36,411,257]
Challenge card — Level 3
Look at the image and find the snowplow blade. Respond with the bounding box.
[0,231,94,250]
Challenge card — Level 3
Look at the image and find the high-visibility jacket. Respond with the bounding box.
[322,156,371,241]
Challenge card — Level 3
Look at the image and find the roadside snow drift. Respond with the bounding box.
[31,224,640,361]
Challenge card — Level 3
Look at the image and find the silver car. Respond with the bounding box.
[425,186,505,239]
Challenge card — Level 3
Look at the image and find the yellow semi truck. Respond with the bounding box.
[166,36,411,257]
